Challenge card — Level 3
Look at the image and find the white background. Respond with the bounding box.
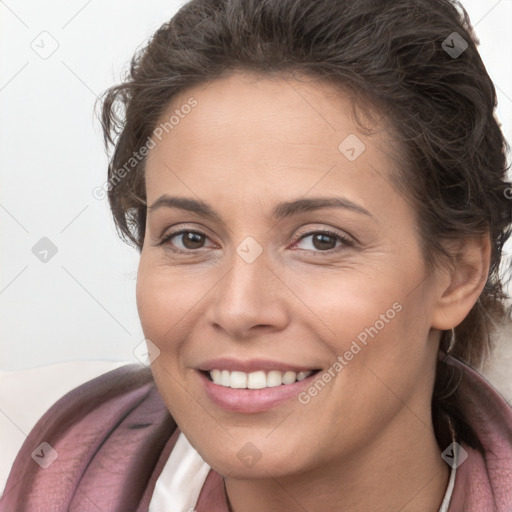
[1,0,511,371]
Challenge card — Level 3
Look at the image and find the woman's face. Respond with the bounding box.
[137,71,445,478]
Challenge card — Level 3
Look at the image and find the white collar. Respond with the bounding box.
[149,432,210,512]
[438,462,456,512]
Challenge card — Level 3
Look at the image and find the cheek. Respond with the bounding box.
[296,267,404,350]
[314,268,435,400]
[135,257,208,426]
[136,264,170,343]
[314,248,432,358]
[135,255,205,343]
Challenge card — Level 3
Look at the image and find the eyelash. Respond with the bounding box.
[158,228,355,256]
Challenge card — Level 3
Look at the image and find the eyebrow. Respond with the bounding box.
[148,195,373,221]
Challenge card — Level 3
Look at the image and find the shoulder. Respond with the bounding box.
[0,363,176,511]
[446,356,512,511]
[0,360,128,494]
[14,362,159,447]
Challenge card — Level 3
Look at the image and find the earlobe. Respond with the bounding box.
[431,234,491,331]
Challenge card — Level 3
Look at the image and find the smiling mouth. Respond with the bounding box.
[202,369,321,389]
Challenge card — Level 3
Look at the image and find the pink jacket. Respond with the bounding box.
[1,356,511,511]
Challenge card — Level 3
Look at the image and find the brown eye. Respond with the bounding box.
[311,233,337,250]
[180,231,206,249]
[294,230,354,253]
[160,230,212,251]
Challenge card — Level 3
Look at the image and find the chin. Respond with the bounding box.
[195,434,310,479]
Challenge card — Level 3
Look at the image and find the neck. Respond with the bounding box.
[223,412,450,512]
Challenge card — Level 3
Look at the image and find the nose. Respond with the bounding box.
[205,247,289,340]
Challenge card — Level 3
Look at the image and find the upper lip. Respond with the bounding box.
[197,357,320,373]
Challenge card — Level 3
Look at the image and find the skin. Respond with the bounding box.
[136,71,490,512]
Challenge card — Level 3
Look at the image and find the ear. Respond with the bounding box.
[431,234,491,330]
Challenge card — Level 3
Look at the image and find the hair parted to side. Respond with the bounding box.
[99,0,511,447]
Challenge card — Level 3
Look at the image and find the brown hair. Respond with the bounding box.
[99,0,511,447]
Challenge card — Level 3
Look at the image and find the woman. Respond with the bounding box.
[1,0,511,510]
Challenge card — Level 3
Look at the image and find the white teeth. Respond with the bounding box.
[208,369,314,388]
[230,371,247,388]
[247,371,266,389]
[266,370,282,387]
[221,370,230,387]
[211,369,221,383]
[282,371,297,385]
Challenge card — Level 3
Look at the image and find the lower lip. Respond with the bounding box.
[197,370,320,413]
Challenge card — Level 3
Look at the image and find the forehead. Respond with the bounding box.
[144,71,400,211]
[151,70,387,147]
